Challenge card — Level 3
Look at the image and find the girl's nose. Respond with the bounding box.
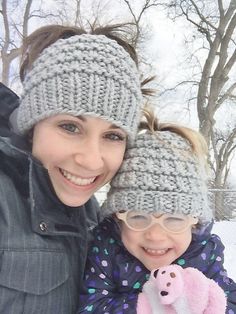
[74,140,104,172]
[144,223,167,241]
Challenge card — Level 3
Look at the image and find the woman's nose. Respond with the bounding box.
[74,139,104,171]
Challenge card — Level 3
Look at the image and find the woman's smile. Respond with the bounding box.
[59,168,97,186]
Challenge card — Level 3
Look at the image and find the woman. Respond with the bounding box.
[0,24,143,313]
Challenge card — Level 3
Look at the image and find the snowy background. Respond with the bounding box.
[213,221,236,280]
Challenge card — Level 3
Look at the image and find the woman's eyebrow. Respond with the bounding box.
[109,124,123,130]
[77,116,86,122]
[77,116,123,130]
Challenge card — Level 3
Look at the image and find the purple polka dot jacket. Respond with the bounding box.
[78,218,236,314]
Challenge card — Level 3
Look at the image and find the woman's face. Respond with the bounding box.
[120,220,193,271]
[32,114,127,207]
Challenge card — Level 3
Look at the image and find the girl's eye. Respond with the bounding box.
[164,217,186,228]
[165,217,185,224]
[105,132,126,141]
[130,215,147,221]
[59,123,80,133]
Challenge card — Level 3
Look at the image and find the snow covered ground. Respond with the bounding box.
[213,221,236,280]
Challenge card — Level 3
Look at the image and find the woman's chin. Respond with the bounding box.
[56,192,93,208]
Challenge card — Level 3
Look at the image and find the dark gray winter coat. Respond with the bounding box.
[0,83,100,314]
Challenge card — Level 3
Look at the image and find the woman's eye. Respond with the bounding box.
[105,132,126,141]
[59,123,80,133]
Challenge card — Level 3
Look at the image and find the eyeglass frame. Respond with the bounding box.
[116,210,199,233]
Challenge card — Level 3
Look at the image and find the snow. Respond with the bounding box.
[212,221,236,280]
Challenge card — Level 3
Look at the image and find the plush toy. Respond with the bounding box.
[137,264,227,314]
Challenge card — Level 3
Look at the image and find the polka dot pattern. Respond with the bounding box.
[79,218,236,313]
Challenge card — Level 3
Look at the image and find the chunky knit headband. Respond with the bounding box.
[102,130,212,224]
[17,34,142,137]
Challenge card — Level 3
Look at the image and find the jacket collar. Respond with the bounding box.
[0,83,19,120]
[0,83,19,137]
[2,137,87,238]
[29,157,88,237]
[0,83,91,238]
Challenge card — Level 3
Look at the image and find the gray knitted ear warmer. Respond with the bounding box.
[102,130,212,224]
[17,34,142,138]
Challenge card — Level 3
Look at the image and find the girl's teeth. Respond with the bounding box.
[144,248,168,255]
[61,169,96,186]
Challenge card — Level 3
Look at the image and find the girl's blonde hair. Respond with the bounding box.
[139,106,209,169]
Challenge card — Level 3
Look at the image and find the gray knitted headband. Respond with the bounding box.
[102,130,212,224]
[17,34,142,138]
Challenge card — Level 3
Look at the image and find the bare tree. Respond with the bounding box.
[164,0,236,192]
[211,127,236,188]
[121,0,162,47]
[0,0,33,85]
[0,0,68,87]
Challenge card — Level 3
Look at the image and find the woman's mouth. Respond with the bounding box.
[60,169,97,186]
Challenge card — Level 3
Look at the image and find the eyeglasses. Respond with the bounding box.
[116,211,198,233]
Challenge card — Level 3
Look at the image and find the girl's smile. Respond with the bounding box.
[121,221,193,271]
[142,247,169,256]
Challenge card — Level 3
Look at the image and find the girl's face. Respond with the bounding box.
[32,114,127,207]
[120,216,193,271]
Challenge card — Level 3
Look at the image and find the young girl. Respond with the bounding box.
[0,24,144,313]
[79,109,236,313]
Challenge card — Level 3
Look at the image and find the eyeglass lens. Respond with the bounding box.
[126,212,189,232]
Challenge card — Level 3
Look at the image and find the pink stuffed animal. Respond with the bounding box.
[137,264,226,314]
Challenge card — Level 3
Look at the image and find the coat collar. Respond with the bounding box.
[0,83,19,137]
[28,157,88,237]
[1,136,88,238]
